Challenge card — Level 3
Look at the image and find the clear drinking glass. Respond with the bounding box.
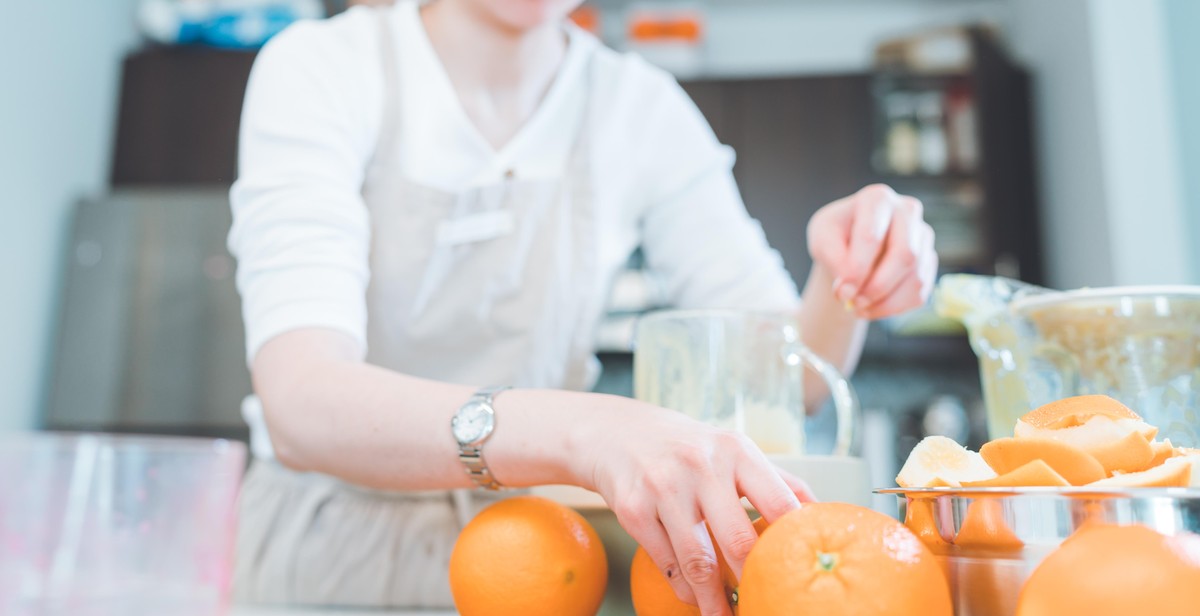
[633,310,859,455]
[0,432,246,616]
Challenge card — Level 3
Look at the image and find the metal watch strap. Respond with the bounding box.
[459,385,511,490]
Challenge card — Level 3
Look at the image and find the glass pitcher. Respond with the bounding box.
[936,274,1200,445]
[633,310,859,456]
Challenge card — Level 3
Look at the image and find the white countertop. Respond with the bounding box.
[231,606,455,616]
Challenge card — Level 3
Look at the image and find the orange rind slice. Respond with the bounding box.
[955,499,1024,551]
[1087,460,1191,488]
[1162,455,1200,488]
[1148,439,1177,468]
[897,436,997,488]
[904,497,950,551]
[980,437,1106,486]
[1083,430,1155,476]
[1015,414,1158,449]
[962,459,1070,488]
[1019,395,1141,429]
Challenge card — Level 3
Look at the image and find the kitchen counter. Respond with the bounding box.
[231,606,455,616]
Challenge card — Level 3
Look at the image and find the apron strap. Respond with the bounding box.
[369,8,403,176]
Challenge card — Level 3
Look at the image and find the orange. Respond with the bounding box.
[962,459,1070,488]
[738,503,952,616]
[1087,460,1191,487]
[1019,394,1141,429]
[979,437,1106,486]
[1083,430,1154,475]
[1016,525,1200,616]
[449,495,607,616]
[629,517,768,615]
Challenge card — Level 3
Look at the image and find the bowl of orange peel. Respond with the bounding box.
[446,394,1200,616]
[878,394,1200,616]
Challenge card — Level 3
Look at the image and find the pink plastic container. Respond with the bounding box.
[0,432,246,615]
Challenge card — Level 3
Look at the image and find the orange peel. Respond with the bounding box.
[1087,461,1191,488]
[963,459,1070,488]
[980,437,1106,486]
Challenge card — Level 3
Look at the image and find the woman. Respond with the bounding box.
[228,0,937,613]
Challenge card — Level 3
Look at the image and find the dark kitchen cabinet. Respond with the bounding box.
[111,47,257,185]
[684,75,878,286]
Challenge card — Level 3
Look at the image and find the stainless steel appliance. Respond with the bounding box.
[46,188,250,437]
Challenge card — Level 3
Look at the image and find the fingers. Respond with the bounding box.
[734,450,803,523]
[855,197,926,309]
[660,506,733,616]
[862,231,939,320]
[774,465,818,503]
[613,498,696,604]
[833,184,898,304]
[806,194,854,268]
[699,483,759,580]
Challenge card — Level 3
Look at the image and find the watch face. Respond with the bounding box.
[453,401,494,444]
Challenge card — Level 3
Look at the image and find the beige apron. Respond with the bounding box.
[233,11,602,607]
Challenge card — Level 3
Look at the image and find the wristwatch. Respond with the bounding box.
[451,385,511,490]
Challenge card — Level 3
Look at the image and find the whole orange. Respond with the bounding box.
[738,503,952,616]
[449,495,607,616]
[1017,524,1200,616]
[629,517,768,615]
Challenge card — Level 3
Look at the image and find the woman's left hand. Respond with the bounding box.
[806,184,938,320]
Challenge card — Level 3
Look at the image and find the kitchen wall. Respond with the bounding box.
[1008,0,1191,289]
[599,0,1010,77]
[665,0,1010,78]
[1164,0,1200,284]
[0,1,141,430]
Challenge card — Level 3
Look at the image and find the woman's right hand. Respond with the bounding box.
[574,396,815,616]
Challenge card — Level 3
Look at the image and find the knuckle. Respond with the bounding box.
[858,183,895,202]
[643,466,678,494]
[761,489,800,517]
[723,528,759,563]
[716,430,753,453]
[901,195,924,215]
[673,442,712,473]
[681,551,720,582]
[853,223,882,244]
[614,501,648,528]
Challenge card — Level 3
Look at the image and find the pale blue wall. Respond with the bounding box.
[0,2,139,429]
[1164,0,1200,283]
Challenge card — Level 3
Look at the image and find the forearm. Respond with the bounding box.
[797,263,868,407]
[252,329,636,491]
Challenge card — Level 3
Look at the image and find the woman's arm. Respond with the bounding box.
[255,328,812,616]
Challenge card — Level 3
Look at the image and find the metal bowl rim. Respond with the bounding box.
[875,486,1200,499]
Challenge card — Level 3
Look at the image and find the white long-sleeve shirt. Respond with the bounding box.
[229,1,799,367]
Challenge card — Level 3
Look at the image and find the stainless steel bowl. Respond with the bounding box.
[877,487,1200,616]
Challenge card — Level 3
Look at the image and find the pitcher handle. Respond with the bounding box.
[782,323,861,456]
[800,347,861,456]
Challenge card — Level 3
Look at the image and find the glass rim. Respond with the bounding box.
[1013,285,1200,313]
[636,308,799,325]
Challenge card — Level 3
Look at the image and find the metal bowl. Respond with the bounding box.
[877,487,1200,616]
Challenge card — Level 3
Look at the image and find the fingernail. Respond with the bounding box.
[838,284,858,303]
